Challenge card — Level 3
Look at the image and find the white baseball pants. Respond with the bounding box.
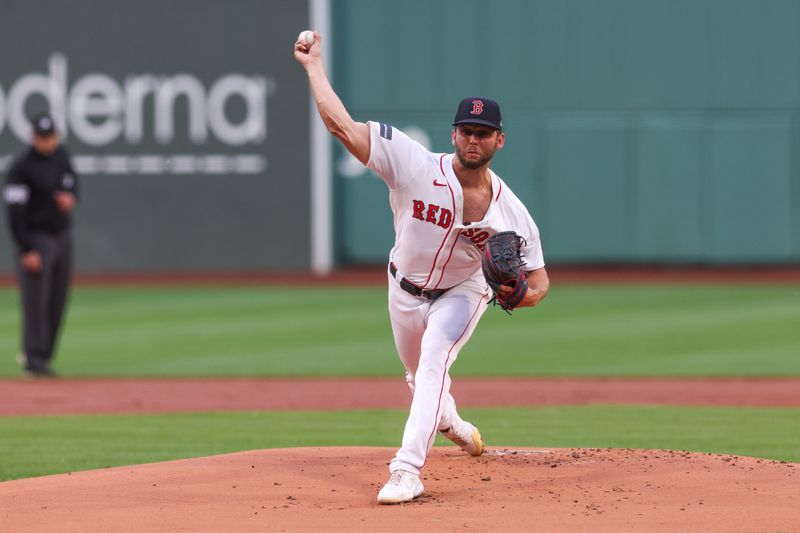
[386,269,489,475]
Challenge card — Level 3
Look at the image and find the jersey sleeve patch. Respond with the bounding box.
[3,184,30,205]
[379,123,393,140]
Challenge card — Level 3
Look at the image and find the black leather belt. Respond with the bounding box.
[389,262,449,301]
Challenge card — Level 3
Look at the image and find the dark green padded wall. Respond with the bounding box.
[332,0,800,265]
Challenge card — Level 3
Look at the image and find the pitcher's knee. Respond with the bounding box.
[419,338,454,361]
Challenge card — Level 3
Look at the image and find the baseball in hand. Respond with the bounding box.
[298,30,315,46]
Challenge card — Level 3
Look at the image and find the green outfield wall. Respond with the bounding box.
[2,0,798,274]
[332,0,800,265]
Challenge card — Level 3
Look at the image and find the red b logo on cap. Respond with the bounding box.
[470,100,484,115]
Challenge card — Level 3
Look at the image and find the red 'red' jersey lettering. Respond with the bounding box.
[412,200,425,220]
[438,208,452,229]
[426,204,440,223]
[412,200,452,229]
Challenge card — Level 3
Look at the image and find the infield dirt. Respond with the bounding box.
[1,446,797,532]
[2,378,799,531]
[2,377,800,415]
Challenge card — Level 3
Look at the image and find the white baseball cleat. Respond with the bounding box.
[376,470,424,504]
[440,420,484,457]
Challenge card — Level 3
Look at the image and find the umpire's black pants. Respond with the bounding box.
[17,231,72,371]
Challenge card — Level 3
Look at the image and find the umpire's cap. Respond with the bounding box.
[452,97,502,130]
[31,113,56,136]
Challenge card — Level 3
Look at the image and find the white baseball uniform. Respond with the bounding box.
[366,121,545,475]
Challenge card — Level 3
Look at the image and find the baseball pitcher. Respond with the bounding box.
[294,30,549,504]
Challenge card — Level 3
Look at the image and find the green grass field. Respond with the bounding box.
[1,405,798,481]
[1,284,798,377]
[0,283,798,482]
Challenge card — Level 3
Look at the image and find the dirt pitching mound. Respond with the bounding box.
[1,447,797,532]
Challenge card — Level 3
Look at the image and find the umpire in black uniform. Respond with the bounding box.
[3,113,79,377]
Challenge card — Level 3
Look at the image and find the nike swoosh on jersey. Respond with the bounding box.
[433,179,447,187]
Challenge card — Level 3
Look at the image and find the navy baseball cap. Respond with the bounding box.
[31,113,56,136]
[452,97,502,131]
